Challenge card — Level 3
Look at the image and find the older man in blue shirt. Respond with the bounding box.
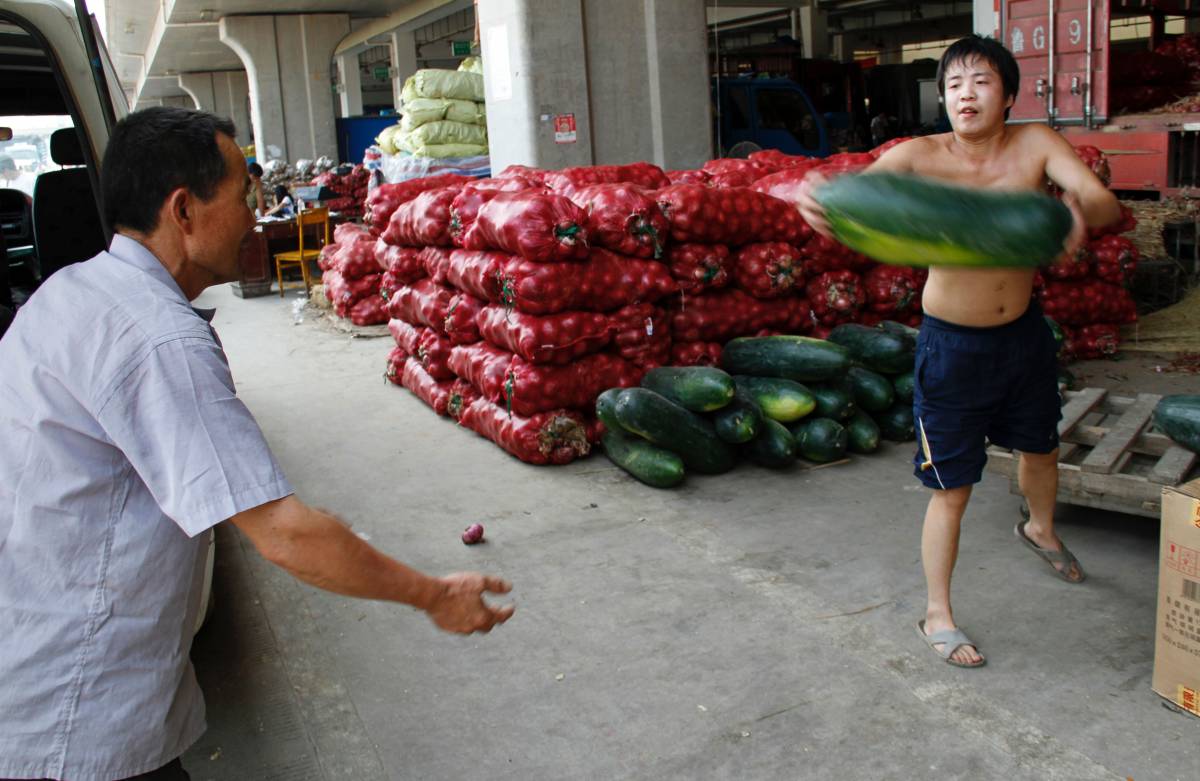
[0,107,514,781]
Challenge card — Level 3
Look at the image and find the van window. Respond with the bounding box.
[755,88,821,149]
[0,115,74,197]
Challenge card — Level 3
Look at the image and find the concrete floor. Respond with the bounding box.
[181,284,1199,781]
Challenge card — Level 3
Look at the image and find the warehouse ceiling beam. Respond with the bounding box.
[334,0,471,58]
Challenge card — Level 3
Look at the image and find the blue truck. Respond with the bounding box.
[713,77,833,158]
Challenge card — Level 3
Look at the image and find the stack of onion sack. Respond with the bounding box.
[596,326,919,488]
[383,177,681,465]
[311,165,370,218]
[1038,145,1140,361]
[318,223,388,325]
[655,183,811,366]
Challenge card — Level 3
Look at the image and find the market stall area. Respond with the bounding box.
[180,278,1196,781]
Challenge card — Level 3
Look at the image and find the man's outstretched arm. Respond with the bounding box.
[230,495,514,634]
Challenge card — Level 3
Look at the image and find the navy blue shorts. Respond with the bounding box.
[912,304,1062,490]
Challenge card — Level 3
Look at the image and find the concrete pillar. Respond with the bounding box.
[219,13,349,163]
[337,53,364,118]
[480,0,711,172]
[179,72,215,112]
[213,72,252,148]
[799,1,829,59]
[390,30,418,109]
[479,0,592,170]
[178,72,252,147]
[642,0,711,169]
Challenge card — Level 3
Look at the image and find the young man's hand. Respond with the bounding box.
[1059,192,1087,261]
[795,171,833,239]
[425,573,515,634]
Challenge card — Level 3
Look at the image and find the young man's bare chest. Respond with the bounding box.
[908,131,1047,194]
[907,129,1048,326]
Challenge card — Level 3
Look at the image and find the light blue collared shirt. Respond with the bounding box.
[0,235,293,781]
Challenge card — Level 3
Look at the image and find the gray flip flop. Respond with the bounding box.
[1014,520,1087,583]
[917,620,986,668]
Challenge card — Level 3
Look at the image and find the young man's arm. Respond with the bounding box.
[796,138,923,238]
[230,495,515,634]
[1036,124,1122,229]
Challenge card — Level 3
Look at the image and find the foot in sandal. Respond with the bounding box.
[918,617,986,668]
[1015,520,1086,583]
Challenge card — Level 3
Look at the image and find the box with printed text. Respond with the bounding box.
[1153,477,1200,718]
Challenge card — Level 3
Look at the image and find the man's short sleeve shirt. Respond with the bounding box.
[0,235,293,781]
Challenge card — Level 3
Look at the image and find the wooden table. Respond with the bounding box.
[232,215,351,298]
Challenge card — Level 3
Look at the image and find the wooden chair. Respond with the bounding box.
[274,207,329,297]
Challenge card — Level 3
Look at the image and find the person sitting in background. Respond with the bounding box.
[261,184,295,219]
[246,161,266,218]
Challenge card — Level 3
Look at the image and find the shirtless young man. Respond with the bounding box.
[798,35,1121,667]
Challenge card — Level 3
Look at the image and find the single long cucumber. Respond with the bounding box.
[595,388,623,431]
[811,385,856,421]
[640,366,735,412]
[879,320,920,340]
[713,391,762,444]
[892,371,915,404]
[1153,395,1200,453]
[827,324,915,375]
[733,376,816,423]
[602,429,685,488]
[845,410,881,454]
[720,335,852,382]
[790,417,848,463]
[815,172,1073,268]
[875,402,915,442]
[838,366,894,413]
[744,418,796,468]
[612,388,736,474]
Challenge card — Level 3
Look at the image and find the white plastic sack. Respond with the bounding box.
[409,68,485,102]
[378,150,490,182]
[375,124,404,155]
[401,97,484,128]
[404,120,487,149]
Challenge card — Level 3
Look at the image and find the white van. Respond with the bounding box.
[0,0,215,632]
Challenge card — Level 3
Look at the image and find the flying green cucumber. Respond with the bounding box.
[815,172,1073,268]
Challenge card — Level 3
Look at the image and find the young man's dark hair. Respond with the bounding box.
[247,161,263,178]
[101,106,238,233]
[936,34,1021,120]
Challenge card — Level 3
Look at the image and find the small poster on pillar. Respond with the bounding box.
[554,114,577,144]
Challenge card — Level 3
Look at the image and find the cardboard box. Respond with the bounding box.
[1153,477,1200,718]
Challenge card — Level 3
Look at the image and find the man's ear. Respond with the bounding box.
[163,187,194,233]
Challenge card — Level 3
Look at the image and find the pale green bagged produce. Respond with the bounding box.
[400,97,483,128]
[400,98,449,127]
[405,120,487,149]
[458,56,483,74]
[400,75,419,105]
[447,100,485,125]
[375,124,403,155]
[410,68,485,102]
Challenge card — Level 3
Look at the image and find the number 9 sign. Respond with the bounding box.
[1068,18,1083,47]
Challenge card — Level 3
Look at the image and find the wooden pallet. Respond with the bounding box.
[986,388,1199,518]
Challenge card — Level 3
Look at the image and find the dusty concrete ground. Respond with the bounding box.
[181,284,1199,781]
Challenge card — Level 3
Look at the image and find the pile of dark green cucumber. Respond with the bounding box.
[596,323,920,488]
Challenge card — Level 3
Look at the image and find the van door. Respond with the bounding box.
[73,0,123,135]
